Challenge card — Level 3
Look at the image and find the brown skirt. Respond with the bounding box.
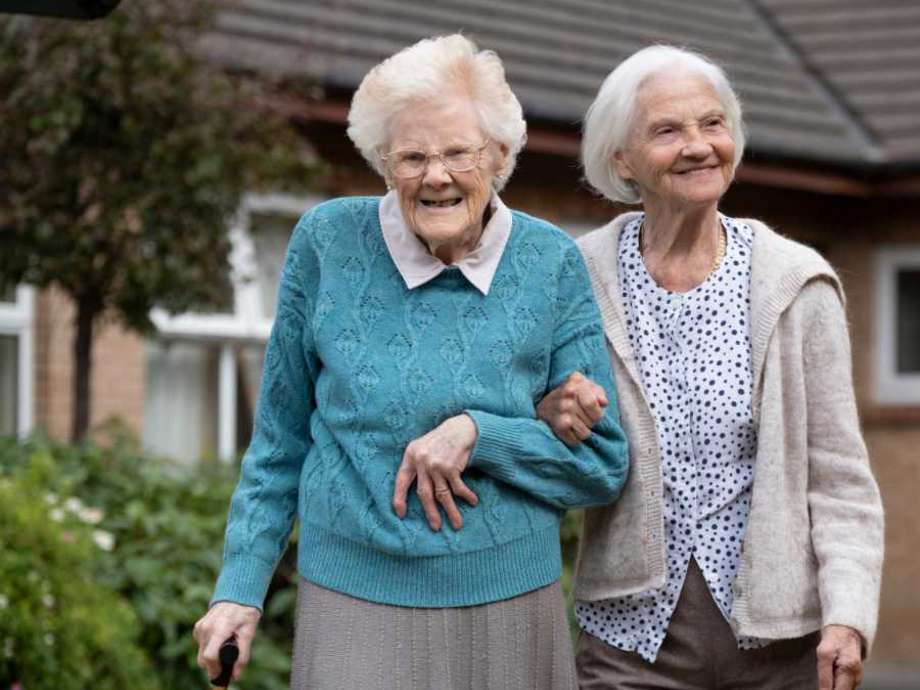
[290,578,577,690]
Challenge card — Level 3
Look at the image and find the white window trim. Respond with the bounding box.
[0,285,35,438]
[874,245,920,405]
[149,192,325,460]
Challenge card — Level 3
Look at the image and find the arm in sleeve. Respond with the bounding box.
[803,279,884,652]
[211,217,320,611]
[465,244,629,510]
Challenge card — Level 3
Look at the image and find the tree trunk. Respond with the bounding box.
[71,299,99,442]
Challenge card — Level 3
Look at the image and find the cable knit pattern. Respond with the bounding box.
[212,197,629,610]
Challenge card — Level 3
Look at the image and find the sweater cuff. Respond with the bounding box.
[211,552,277,613]
[466,409,524,473]
[820,572,879,656]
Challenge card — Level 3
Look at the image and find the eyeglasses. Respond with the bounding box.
[381,140,491,178]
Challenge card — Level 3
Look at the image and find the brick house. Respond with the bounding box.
[2,0,917,681]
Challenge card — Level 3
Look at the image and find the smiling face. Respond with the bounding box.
[614,72,736,212]
[385,97,507,263]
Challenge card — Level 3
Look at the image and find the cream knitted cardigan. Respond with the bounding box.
[574,212,884,650]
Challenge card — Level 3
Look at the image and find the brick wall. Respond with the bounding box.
[34,287,146,440]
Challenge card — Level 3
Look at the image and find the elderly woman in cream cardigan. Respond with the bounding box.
[539,45,883,690]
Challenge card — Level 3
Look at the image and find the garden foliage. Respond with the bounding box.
[0,432,297,689]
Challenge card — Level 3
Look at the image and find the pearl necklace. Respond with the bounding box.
[711,226,726,274]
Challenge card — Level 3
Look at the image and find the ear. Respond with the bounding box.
[613,150,634,181]
[380,156,395,190]
[493,142,511,177]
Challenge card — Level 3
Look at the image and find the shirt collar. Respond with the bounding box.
[378,189,513,295]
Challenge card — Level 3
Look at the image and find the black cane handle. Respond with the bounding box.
[210,637,239,687]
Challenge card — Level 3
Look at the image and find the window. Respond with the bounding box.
[875,247,920,404]
[144,193,323,463]
[0,285,34,438]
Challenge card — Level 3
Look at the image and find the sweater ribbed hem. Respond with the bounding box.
[297,523,562,608]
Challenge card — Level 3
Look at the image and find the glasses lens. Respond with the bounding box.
[443,150,477,172]
[392,151,425,177]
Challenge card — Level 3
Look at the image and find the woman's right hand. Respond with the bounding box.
[537,372,608,446]
[193,601,261,684]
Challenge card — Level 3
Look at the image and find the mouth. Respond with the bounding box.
[675,165,719,176]
[420,197,463,208]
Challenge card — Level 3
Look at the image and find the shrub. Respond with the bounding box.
[0,451,156,690]
[0,432,297,690]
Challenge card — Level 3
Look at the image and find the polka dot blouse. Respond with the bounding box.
[575,214,768,662]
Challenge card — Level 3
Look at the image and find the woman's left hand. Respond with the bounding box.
[393,414,480,531]
[817,624,864,690]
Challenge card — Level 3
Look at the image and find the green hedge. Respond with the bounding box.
[0,431,583,688]
[0,431,297,689]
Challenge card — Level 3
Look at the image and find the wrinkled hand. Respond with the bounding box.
[817,625,864,690]
[193,601,261,684]
[536,372,608,446]
[393,414,479,531]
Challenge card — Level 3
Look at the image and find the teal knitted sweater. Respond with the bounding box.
[212,197,629,610]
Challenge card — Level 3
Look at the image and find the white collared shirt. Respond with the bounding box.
[378,190,513,295]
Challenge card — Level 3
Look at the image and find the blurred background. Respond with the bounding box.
[1,0,917,687]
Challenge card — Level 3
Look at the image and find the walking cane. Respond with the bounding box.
[209,636,239,689]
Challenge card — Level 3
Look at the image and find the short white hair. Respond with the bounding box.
[582,45,746,204]
[347,34,527,191]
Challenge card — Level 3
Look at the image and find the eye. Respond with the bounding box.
[399,151,426,163]
[704,117,725,129]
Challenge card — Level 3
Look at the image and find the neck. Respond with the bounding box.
[428,204,492,264]
[640,202,723,292]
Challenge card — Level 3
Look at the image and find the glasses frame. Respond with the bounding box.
[381,139,491,179]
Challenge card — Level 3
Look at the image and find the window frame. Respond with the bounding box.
[874,245,920,405]
[0,285,35,438]
[149,192,324,461]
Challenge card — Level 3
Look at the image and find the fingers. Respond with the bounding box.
[194,603,261,684]
[833,667,859,690]
[392,461,416,518]
[554,412,592,447]
[832,648,863,690]
[234,626,257,682]
[448,473,479,507]
[197,621,236,680]
[434,479,463,530]
[415,469,442,531]
[539,372,607,446]
[819,625,864,690]
[816,640,836,690]
[576,381,608,423]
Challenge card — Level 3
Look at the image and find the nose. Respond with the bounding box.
[421,156,452,187]
[681,127,712,159]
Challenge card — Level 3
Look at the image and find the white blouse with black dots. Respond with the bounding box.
[575,214,768,663]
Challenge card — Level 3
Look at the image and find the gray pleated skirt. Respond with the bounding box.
[290,578,577,690]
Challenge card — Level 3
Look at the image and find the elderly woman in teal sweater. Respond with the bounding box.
[192,34,628,689]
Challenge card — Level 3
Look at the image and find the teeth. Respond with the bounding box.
[421,198,462,208]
